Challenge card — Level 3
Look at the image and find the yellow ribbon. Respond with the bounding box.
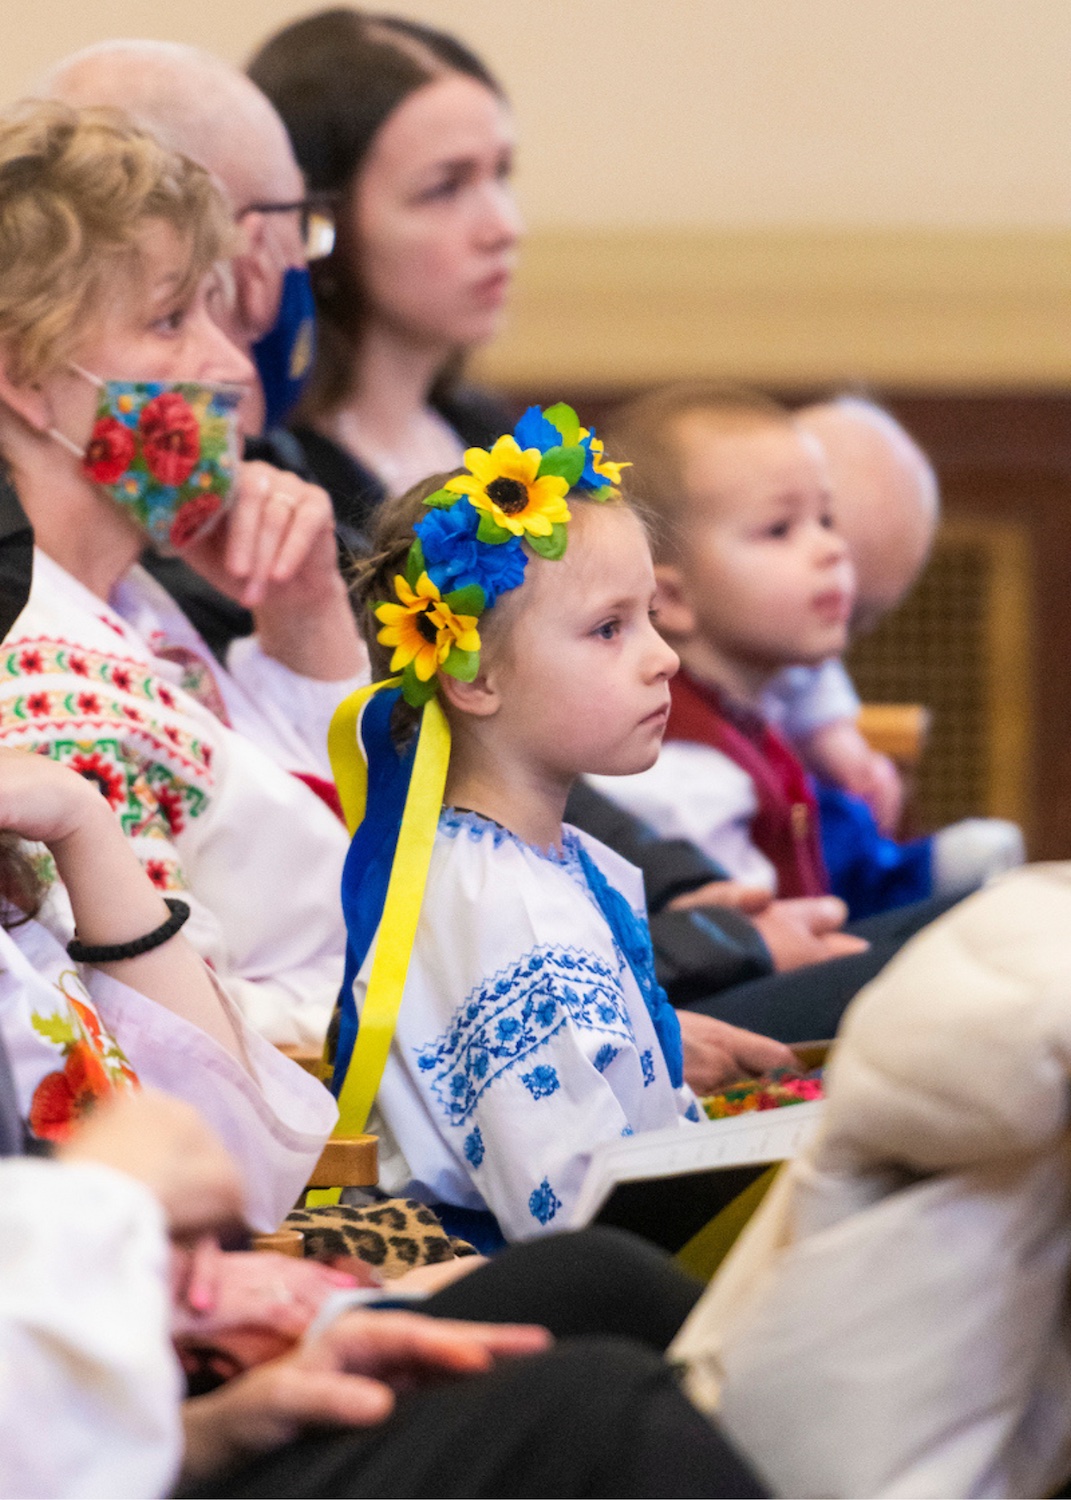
[324,678,451,1140]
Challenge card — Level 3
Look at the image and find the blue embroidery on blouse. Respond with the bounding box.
[521,1064,560,1100]
[529,1177,562,1225]
[640,1048,656,1087]
[685,1100,701,1123]
[593,1043,618,1073]
[439,807,582,868]
[464,1127,485,1168]
[415,946,636,1126]
[621,1125,635,1137]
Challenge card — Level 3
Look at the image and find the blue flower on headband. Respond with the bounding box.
[513,405,564,454]
[416,497,527,607]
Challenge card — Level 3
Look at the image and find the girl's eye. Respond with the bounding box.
[593,619,619,641]
[418,171,465,203]
[766,519,791,539]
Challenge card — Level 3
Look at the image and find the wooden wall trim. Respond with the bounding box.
[472,230,1071,390]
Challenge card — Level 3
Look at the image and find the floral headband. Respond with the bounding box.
[374,402,628,707]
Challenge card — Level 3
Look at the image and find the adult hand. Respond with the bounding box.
[172,1244,364,1371]
[180,461,364,680]
[59,1089,245,1243]
[751,896,869,971]
[667,880,772,915]
[677,1011,798,1095]
[180,1310,551,1483]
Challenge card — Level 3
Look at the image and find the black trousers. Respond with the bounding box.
[187,1338,767,1499]
[683,892,961,1043]
[422,1225,704,1349]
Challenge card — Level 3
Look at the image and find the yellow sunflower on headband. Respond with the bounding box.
[376,573,481,683]
[445,436,571,540]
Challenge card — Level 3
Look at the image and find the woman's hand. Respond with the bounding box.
[180,1310,551,1483]
[180,461,365,680]
[0,745,110,850]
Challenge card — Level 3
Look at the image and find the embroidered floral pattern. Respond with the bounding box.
[528,1177,562,1226]
[439,806,582,869]
[414,946,635,1126]
[28,975,138,1143]
[593,1043,619,1074]
[464,1126,485,1168]
[520,1064,560,1100]
[640,1048,656,1087]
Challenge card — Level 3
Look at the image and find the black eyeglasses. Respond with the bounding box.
[238,198,336,261]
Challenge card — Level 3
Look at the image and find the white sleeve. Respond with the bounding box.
[85,968,336,1231]
[588,743,777,890]
[224,636,369,780]
[0,1159,182,1500]
[761,660,862,743]
[173,722,350,1048]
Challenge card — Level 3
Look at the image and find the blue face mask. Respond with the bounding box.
[252,266,316,430]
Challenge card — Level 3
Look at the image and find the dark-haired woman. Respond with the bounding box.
[248,7,520,547]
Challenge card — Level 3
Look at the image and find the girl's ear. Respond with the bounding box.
[653,563,697,640]
[437,665,501,719]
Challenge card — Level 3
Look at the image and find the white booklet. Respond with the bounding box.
[567,1100,823,1245]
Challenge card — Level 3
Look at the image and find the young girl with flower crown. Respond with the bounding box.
[325,405,705,1248]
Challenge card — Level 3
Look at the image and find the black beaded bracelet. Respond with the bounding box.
[67,898,191,963]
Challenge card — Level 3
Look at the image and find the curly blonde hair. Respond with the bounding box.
[0,99,232,384]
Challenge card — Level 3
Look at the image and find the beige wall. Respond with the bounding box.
[4,0,1070,385]
[6,0,1071,231]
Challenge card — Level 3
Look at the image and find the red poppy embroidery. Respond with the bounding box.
[164,725,181,744]
[139,392,200,486]
[201,744,213,767]
[169,492,222,550]
[154,783,185,835]
[26,692,50,716]
[145,859,170,890]
[68,655,89,677]
[122,704,142,722]
[18,649,42,673]
[76,692,101,714]
[157,685,176,708]
[83,416,136,485]
[111,668,132,692]
[70,750,125,809]
[28,1042,114,1143]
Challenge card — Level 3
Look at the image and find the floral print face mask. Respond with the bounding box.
[50,366,243,554]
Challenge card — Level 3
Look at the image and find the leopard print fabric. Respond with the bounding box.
[285,1198,477,1279]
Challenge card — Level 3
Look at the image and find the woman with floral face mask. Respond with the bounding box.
[0,99,363,1051]
[248,8,521,548]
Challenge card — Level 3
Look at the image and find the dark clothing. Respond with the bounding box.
[183,1338,767,1499]
[685,892,962,1043]
[423,1226,703,1351]
[566,781,955,1043]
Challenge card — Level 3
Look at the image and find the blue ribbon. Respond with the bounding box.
[575,844,684,1088]
[331,687,416,1095]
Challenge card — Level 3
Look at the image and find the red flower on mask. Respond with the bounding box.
[169,492,222,550]
[139,392,200,486]
[83,417,135,485]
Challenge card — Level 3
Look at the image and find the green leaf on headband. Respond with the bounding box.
[423,487,457,510]
[444,583,486,616]
[527,522,568,561]
[476,512,512,545]
[442,646,480,682]
[401,662,438,707]
[404,539,426,587]
[537,445,585,487]
[544,402,581,446]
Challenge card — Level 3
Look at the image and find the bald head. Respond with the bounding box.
[796,397,939,631]
[40,40,303,210]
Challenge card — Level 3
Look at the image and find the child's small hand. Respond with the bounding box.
[677,1011,798,1094]
[752,896,868,971]
[800,719,904,834]
[846,749,903,835]
[0,745,110,849]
